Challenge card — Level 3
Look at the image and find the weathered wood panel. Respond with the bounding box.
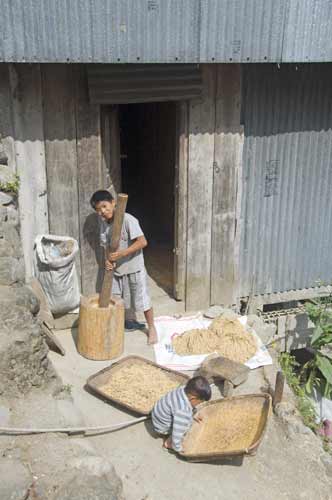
[174,101,188,301]
[109,105,122,195]
[76,67,106,295]
[211,64,243,306]
[186,65,216,310]
[9,64,49,279]
[101,105,122,197]
[0,64,16,171]
[42,64,79,241]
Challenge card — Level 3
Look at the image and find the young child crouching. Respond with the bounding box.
[90,190,158,344]
[151,376,211,452]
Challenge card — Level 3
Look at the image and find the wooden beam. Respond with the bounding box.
[174,101,188,301]
[186,65,216,310]
[211,64,243,306]
[9,64,49,279]
[76,67,106,295]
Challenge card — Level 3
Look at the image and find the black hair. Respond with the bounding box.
[90,190,114,209]
[184,376,211,401]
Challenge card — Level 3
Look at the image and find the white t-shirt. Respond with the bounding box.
[99,212,145,276]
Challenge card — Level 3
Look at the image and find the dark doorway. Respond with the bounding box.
[119,102,176,296]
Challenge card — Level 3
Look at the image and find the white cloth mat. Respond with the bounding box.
[154,313,272,371]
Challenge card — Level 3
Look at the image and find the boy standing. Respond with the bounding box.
[90,190,158,344]
[151,376,211,452]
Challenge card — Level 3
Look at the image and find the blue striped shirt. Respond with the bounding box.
[151,386,193,452]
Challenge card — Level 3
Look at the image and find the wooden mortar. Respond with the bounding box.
[77,294,124,360]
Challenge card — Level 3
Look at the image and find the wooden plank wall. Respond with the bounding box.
[9,64,49,279]
[76,66,107,295]
[0,65,16,171]
[186,65,216,310]
[2,62,243,308]
[42,65,79,242]
[211,64,243,305]
[1,63,108,294]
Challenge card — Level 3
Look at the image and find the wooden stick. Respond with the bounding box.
[99,194,128,308]
[273,370,285,408]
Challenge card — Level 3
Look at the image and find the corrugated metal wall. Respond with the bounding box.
[87,64,202,103]
[239,64,332,297]
[1,0,332,63]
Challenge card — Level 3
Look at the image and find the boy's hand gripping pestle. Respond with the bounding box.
[99,194,128,308]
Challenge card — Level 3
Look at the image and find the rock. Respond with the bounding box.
[274,401,296,420]
[0,165,16,186]
[0,459,32,500]
[0,151,8,165]
[246,314,277,345]
[0,257,21,285]
[204,305,235,319]
[0,304,57,396]
[55,457,124,500]
[6,206,19,226]
[1,224,22,254]
[0,206,7,221]
[15,285,40,315]
[0,191,14,206]
[320,453,332,478]
[0,256,25,285]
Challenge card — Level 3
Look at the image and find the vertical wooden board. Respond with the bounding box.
[0,64,16,171]
[76,67,106,295]
[101,105,122,197]
[9,64,49,279]
[42,64,79,240]
[174,101,188,301]
[109,105,122,195]
[211,64,243,306]
[186,65,216,310]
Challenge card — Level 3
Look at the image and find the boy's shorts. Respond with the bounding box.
[112,268,151,312]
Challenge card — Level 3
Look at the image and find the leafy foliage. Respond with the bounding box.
[0,174,20,194]
[279,352,318,430]
[303,300,332,399]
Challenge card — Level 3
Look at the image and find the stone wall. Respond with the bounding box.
[0,146,57,396]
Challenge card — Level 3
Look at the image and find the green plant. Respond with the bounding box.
[0,174,20,194]
[62,383,73,395]
[303,300,332,398]
[279,352,318,430]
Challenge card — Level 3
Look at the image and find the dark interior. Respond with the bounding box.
[119,102,176,295]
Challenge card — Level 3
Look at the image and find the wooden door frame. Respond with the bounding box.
[174,101,189,303]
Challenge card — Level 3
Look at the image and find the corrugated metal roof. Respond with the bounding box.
[0,0,200,63]
[1,0,332,63]
[87,64,202,103]
[200,0,287,63]
[239,64,332,297]
[283,0,332,62]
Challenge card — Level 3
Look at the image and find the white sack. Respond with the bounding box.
[34,234,80,315]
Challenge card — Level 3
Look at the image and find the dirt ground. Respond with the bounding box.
[49,276,332,500]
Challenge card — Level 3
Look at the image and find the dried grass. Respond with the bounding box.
[100,363,182,413]
[172,317,257,363]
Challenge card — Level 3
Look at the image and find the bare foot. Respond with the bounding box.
[147,325,158,345]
